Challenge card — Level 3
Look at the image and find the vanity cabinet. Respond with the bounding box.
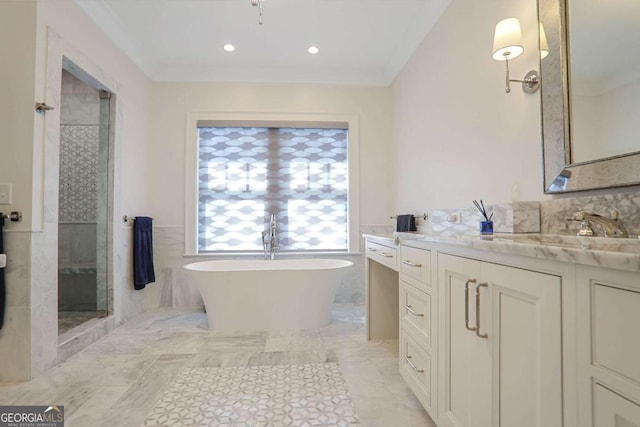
[576,266,640,427]
[363,233,640,427]
[437,253,563,427]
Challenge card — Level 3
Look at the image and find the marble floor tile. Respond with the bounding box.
[264,330,325,353]
[198,332,267,353]
[65,386,129,427]
[113,353,195,410]
[0,304,435,426]
[247,349,338,367]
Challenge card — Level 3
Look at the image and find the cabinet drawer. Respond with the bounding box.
[401,280,432,349]
[401,245,430,285]
[400,331,433,409]
[366,241,398,270]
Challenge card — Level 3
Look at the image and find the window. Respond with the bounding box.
[197,126,349,252]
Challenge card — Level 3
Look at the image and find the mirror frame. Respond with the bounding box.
[539,0,640,193]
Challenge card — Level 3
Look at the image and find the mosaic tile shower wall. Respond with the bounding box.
[198,127,348,252]
[59,125,99,222]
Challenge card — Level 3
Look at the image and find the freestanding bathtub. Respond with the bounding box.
[183,259,353,331]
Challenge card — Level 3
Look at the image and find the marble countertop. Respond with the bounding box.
[363,232,640,273]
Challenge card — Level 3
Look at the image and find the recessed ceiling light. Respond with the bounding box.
[307,46,319,55]
[223,44,236,52]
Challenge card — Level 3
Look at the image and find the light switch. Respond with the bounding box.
[0,183,12,205]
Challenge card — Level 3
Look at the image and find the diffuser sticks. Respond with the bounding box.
[473,200,494,234]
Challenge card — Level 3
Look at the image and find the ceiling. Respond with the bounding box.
[75,0,451,86]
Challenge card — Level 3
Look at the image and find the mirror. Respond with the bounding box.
[539,0,640,193]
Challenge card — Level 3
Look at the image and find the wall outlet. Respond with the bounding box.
[0,183,12,205]
[447,212,463,224]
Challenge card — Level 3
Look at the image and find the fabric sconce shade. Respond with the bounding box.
[492,18,524,60]
[539,22,549,59]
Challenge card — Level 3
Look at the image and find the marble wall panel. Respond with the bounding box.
[491,202,541,233]
[3,231,31,308]
[0,306,32,382]
[541,192,640,237]
[60,70,100,125]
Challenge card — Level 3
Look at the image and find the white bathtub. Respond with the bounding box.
[183,258,353,331]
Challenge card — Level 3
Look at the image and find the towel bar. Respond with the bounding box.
[123,215,154,223]
[390,213,428,221]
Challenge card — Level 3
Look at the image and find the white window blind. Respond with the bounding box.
[198,127,348,252]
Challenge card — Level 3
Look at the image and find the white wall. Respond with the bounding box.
[149,83,394,229]
[35,0,154,222]
[392,0,546,211]
[0,0,153,381]
[0,0,37,383]
[0,1,37,227]
[142,83,393,310]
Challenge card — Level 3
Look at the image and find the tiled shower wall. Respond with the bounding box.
[58,70,100,311]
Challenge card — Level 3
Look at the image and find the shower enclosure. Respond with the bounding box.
[57,69,110,335]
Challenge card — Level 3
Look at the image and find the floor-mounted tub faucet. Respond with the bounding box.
[261,214,279,259]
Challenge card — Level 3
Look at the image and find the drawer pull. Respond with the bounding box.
[406,355,424,373]
[465,279,478,332]
[368,247,378,252]
[402,260,422,267]
[406,304,424,317]
[475,282,489,339]
[380,252,394,258]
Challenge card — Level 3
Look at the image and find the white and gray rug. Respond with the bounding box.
[143,363,359,426]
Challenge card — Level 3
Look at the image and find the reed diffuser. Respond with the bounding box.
[473,199,494,235]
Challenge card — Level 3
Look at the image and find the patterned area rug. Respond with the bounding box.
[144,363,359,426]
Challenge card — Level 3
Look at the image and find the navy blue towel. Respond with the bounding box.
[396,214,416,232]
[133,216,155,290]
[0,213,5,330]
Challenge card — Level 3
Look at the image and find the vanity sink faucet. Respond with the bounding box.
[567,210,629,238]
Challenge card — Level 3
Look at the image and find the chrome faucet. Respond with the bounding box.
[261,214,279,259]
[567,210,629,238]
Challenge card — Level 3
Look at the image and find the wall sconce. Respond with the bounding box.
[492,17,540,94]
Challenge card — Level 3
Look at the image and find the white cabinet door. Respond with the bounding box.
[439,254,490,427]
[483,262,562,427]
[438,254,562,427]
